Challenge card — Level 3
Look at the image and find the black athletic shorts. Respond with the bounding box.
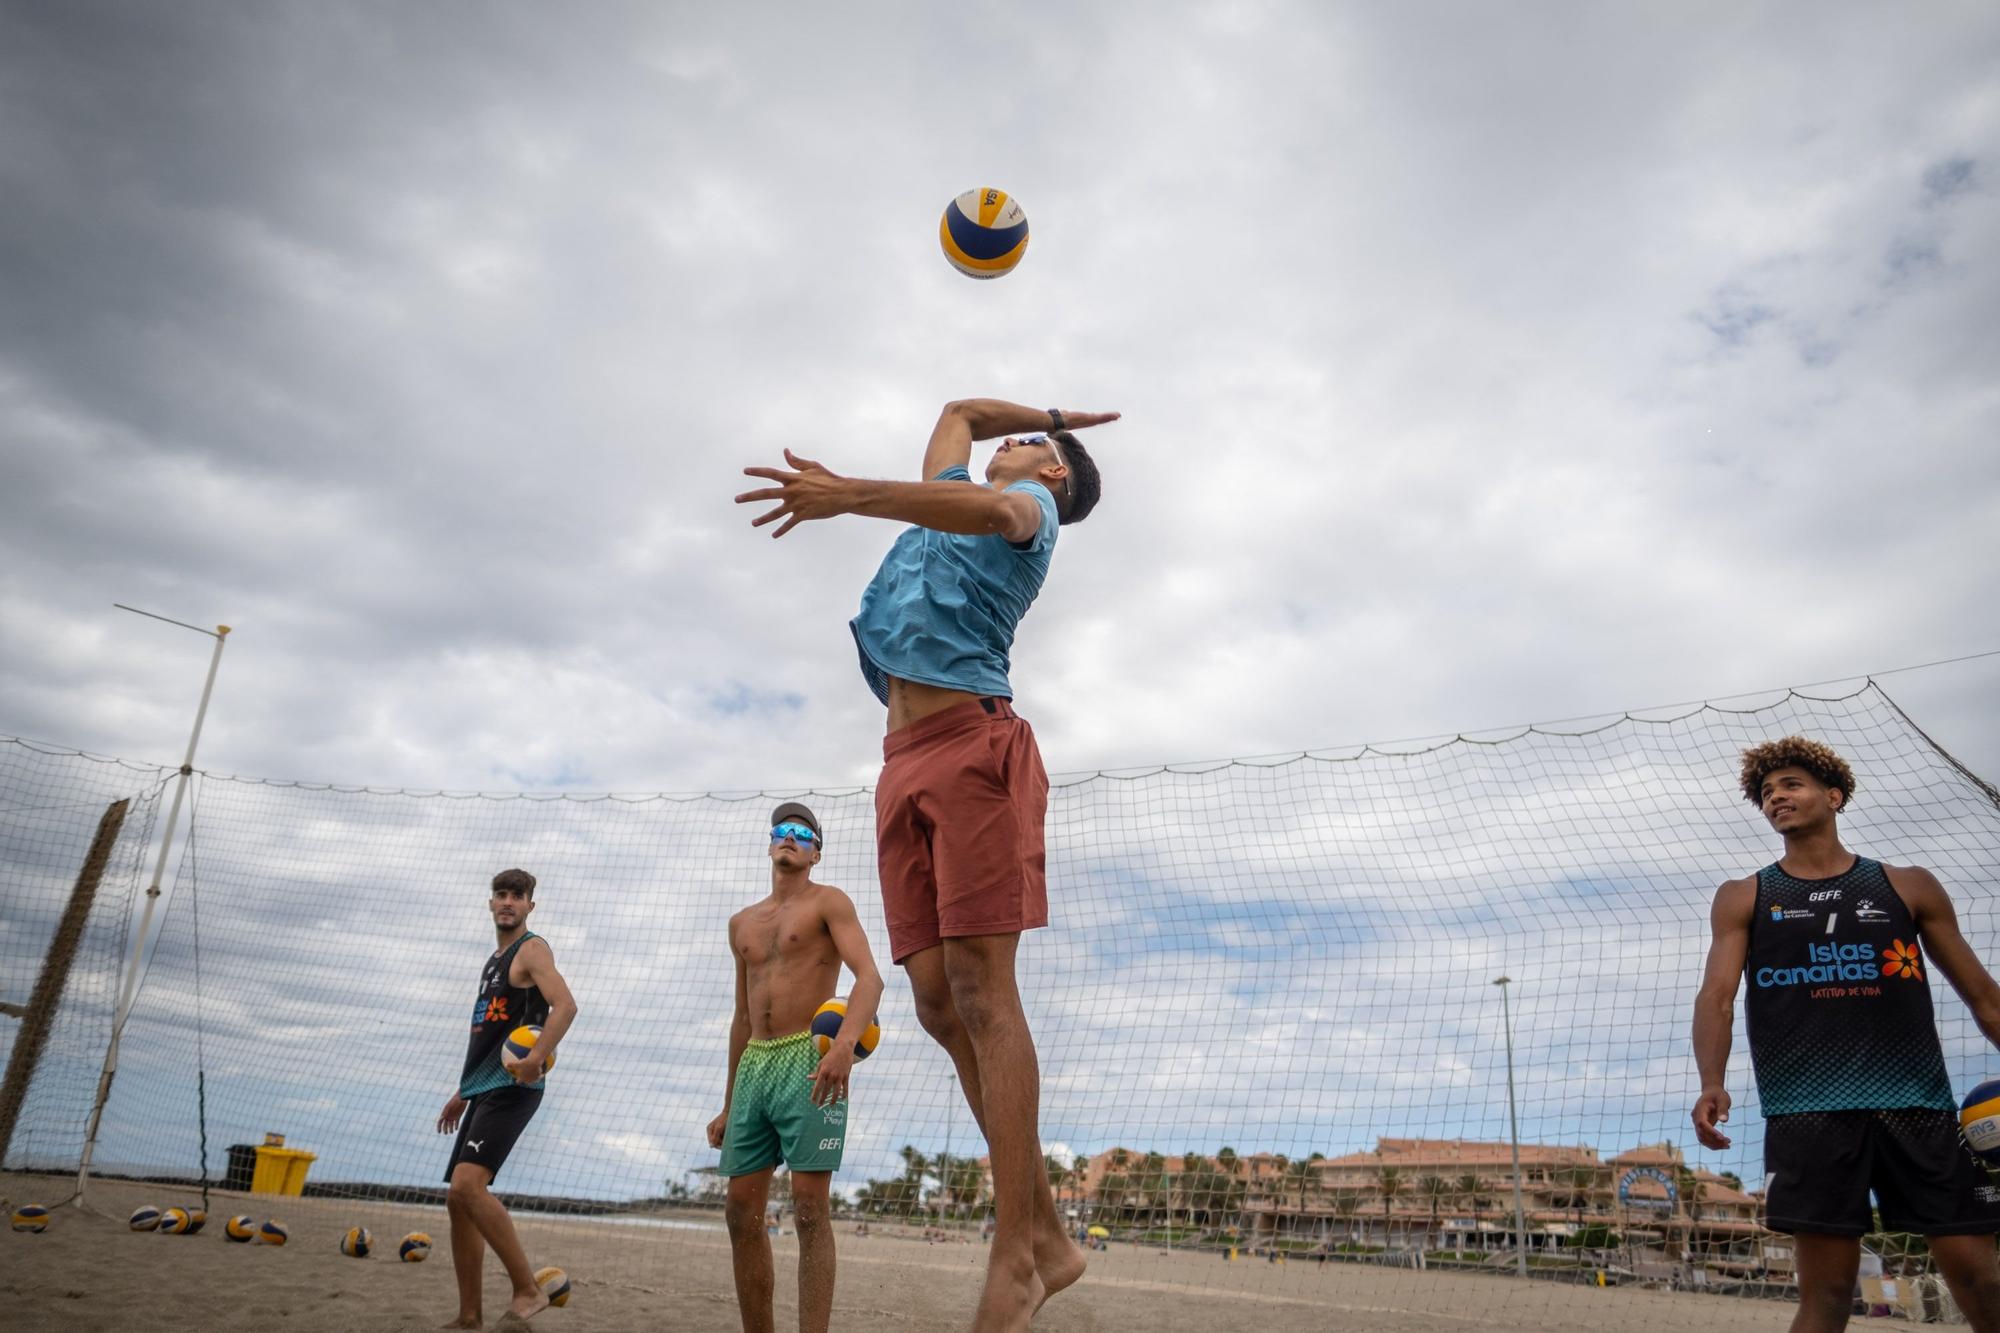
[443,1085,544,1184]
[1764,1107,2000,1236]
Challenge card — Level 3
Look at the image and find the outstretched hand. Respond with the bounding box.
[1053,410,1121,432]
[736,449,853,538]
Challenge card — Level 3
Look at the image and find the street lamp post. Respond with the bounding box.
[1494,975,1529,1280]
[942,1072,955,1224]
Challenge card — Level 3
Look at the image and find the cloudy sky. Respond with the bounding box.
[2,1,1996,797]
[7,5,2000,1254]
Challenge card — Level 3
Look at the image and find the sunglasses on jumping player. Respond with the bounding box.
[771,822,819,845]
[1014,435,1072,503]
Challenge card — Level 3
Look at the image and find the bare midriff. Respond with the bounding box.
[885,675,985,733]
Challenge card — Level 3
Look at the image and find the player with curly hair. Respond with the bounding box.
[1691,738,2000,1331]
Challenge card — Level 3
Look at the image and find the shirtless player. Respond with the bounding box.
[707,803,886,1333]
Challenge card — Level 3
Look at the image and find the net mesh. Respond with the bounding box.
[0,739,163,1178]
[5,680,1999,1322]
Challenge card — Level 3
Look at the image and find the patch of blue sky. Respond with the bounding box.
[703,681,806,718]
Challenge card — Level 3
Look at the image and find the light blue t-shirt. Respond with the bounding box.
[849,466,1059,704]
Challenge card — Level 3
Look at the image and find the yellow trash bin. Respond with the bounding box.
[251,1145,317,1196]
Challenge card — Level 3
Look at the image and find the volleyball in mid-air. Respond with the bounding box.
[939,188,1029,280]
[810,997,880,1060]
[258,1219,290,1245]
[400,1232,433,1263]
[340,1225,372,1258]
[536,1266,572,1308]
[504,1024,554,1075]
[226,1215,257,1242]
[11,1204,49,1233]
[158,1207,193,1235]
[129,1205,161,1232]
[1961,1079,2000,1164]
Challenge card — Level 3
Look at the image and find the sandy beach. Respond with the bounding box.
[3,1172,1920,1332]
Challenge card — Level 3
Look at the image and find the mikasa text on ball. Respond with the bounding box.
[1961,1078,2000,1164]
[940,188,1029,279]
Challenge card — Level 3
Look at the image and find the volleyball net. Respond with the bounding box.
[4,680,1999,1310]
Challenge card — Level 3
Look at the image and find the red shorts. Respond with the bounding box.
[875,698,1049,964]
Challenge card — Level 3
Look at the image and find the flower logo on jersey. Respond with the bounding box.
[484,997,510,1022]
[1881,939,1923,980]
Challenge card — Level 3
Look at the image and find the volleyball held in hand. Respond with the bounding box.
[1961,1079,2000,1164]
[340,1225,372,1257]
[226,1215,257,1242]
[129,1205,161,1232]
[536,1266,572,1308]
[504,1024,554,1076]
[11,1204,49,1233]
[939,188,1029,279]
[399,1232,432,1262]
[811,997,879,1060]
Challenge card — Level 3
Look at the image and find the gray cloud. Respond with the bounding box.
[2,0,1996,801]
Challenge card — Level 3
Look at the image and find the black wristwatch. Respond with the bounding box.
[1047,409,1066,432]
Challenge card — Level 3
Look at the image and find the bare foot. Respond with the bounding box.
[492,1287,550,1328]
[971,1258,1043,1333]
[1033,1233,1088,1311]
[439,1317,480,1330]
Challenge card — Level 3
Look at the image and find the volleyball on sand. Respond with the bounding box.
[537,1266,572,1308]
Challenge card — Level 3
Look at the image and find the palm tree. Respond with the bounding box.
[1181,1153,1210,1230]
[1141,1152,1169,1229]
[1558,1166,1597,1264]
[1070,1159,1092,1221]
[1416,1174,1451,1248]
[1332,1189,1362,1248]
[1454,1174,1487,1251]
[1375,1166,1406,1247]
[1284,1158,1316,1241]
[1674,1166,1707,1261]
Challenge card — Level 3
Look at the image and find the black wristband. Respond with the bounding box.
[1047,409,1066,432]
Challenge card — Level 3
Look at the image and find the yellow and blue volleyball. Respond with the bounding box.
[340,1225,371,1258]
[129,1205,162,1232]
[399,1231,432,1262]
[810,998,880,1061]
[504,1024,554,1074]
[258,1219,289,1246]
[11,1204,50,1233]
[225,1215,257,1242]
[939,188,1029,280]
[535,1266,572,1308]
[158,1206,192,1235]
[1961,1079,2000,1163]
[183,1209,207,1235]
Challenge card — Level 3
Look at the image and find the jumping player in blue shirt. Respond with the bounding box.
[737,397,1115,1331]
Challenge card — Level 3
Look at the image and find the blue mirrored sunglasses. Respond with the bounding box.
[771,822,818,845]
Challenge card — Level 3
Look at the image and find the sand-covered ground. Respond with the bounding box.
[4,1173,1909,1331]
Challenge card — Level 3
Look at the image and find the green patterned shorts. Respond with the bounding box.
[719,1031,848,1176]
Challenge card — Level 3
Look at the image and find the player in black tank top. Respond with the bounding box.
[1691,739,2000,1331]
[433,869,580,1330]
